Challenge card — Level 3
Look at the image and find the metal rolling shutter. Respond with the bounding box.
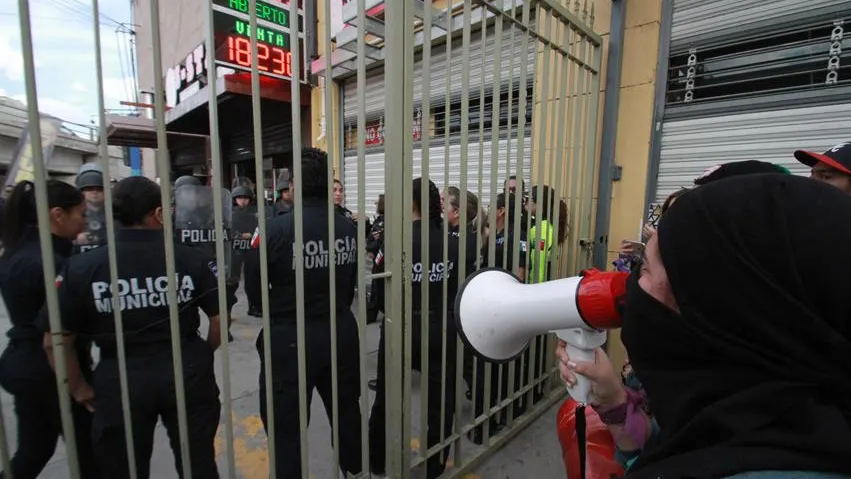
[344,136,533,218]
[671,0,848,48]
[342,23,538,119]
[654,102,851,203]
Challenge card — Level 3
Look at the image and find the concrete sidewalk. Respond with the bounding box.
[0,291,566,478]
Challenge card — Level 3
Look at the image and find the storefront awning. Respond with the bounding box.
[105,73,310,149]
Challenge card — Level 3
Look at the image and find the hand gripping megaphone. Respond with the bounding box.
[454,268,628,405]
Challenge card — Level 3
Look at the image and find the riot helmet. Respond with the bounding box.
[76,163,104,190]
[232,186,252,199]
[175,175,202,190]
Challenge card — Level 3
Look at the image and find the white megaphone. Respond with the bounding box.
[454,267,627,405]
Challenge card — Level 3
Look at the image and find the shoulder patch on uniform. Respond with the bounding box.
[55,275,63,288]
[519,241,528,252]
[208,261,218,278]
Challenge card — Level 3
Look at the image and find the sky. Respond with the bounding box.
[0,0,137,131]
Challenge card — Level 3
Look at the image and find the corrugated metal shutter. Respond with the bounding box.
[343,137,533,217]
[342,24,537,119]
[671,0,847,47]
[654,102,851,203]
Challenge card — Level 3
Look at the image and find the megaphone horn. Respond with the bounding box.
[454,267,627,404]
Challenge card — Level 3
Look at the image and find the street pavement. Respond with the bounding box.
[0,286,566,478]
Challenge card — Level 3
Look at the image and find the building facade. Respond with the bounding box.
[128,0,316,189]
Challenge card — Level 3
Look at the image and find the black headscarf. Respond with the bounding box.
[622,173,851,478]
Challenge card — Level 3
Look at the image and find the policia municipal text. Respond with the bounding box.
[246,147,363,478]
[41,177,223,479]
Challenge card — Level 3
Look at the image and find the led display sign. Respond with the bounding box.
[212,0,306,82]
[212,0,304,31]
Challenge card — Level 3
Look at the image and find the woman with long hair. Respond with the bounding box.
[0,180,99,478]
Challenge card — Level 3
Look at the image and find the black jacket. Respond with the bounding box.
[250,198,358,322]
[372,219,460,316]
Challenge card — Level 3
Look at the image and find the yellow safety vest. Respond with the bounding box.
[528,220,554,283]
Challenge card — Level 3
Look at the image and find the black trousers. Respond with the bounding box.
[369,312,457,479]
[0,340,99,479]
[242,249,260,310]
[257,315,363,478]
[92,339,220,479]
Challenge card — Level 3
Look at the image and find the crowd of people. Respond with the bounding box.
[0,147,571,479]
[1,137,848,479]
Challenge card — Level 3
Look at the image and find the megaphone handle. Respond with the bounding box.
[565,344,595,405]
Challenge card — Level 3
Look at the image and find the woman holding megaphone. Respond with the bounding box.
[557,173,851,479]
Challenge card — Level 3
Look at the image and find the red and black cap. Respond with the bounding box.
[794,142,851,175]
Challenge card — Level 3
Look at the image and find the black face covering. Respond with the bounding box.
[621,174,851,479]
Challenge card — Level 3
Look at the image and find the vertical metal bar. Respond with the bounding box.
[355,0,371,470]
[321,0,341,472]
[248,0,276,469]
[643,0,675,215]
[439,0,453,465]
[90,0,138,475]
[581,40,604,270]
[484,0,506,448]
[288,0,309,475]
[592,0,626,269]
[205,0,236,475]
[516,0,533,267]
[471,9,489,440]
[454,0,473,465]
[383,0,412,474]
[419,0,434,463]
[401,4,415,475]
[502,18,517,273]
[149,0,193,474]
[544,17,569,391]
[565,21,585,274]
[16,1,81,477]
[501,12,520,434]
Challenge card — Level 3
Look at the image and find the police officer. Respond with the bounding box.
[229,186,258,317]
[274,169,293,215]
[467,192,529,444]
[0,180,99,478]
[75,163,107,253]
[252,147,363,478]
[41,177,222,478]
[174,176,235,341]
[369,177,460,479]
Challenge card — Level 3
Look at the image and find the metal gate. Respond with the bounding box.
[3,0,601,477]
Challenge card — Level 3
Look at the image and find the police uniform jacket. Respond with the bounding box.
[40,229,220,357]
[0,229,92,372]
[449,221,479,276]
[373,218,460,318]
[481,226,528,275]
[261,198,358,323]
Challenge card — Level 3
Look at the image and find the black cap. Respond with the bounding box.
[794,142,851,175]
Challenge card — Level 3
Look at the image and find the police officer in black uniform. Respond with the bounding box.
[230,186,258,317]
[0,180,99,478]
[74,163,107,254]
[40,177,222,479]
[252,147,363,478]
[467,192,529,444]
[369,177,461,479]
[274,169,293,216]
